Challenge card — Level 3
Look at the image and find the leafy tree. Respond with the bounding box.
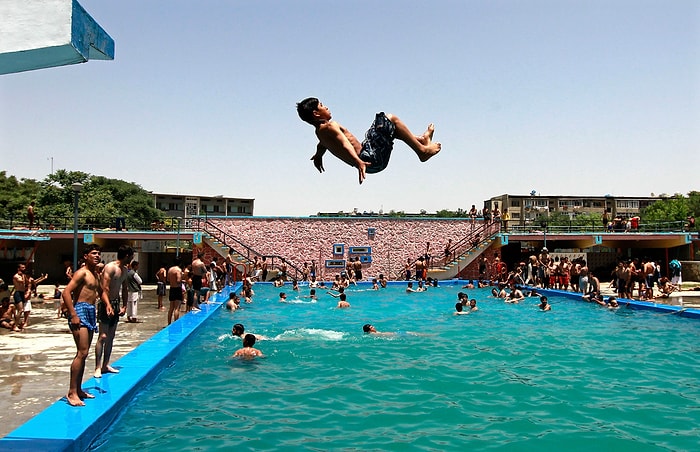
[640,194,688,224]
[0,171,42,222]
[3,170,163,228]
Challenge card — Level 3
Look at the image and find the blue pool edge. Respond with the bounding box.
[0,284,239,452]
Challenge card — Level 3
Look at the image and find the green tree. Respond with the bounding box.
[3,170,163,229]
[640,194,688,227]
[0,171,42,223]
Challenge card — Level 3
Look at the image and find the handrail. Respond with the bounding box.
[196,218,304,281]
[393,221,501,279]
[508,219,687,234]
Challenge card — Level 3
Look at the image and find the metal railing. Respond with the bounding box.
[195,218,304,281]
[0,215,184,232]
[393,221,501,279]
[508,219,687,234]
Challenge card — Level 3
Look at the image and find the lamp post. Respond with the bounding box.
[71,183,83,272]
[176,217,182,258]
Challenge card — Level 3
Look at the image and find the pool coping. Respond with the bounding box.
[532,287,700,319]
[0,285,237,452]
[1,280,698,451]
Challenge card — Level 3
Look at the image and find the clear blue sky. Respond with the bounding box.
[2,0,698,216]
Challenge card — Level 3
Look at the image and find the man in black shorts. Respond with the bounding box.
[167,257,183,325]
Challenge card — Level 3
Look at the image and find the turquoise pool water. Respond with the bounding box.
[92,283,700,451]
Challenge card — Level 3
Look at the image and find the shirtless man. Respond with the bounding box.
[95,245,133,378]
[12,263,29,331]
[297,98,441,184]
[27,202,35,228]
[352,257,363,281]
[167,256,184,325]
[642,258,656,300]
[337,293,350,308]
[191,252,207,309]
[233,334,264,359]
[155,266,167,310]
[63,244,102,406]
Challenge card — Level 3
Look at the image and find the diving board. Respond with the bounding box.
[0,0,114,75]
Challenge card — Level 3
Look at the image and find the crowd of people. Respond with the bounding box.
[470,248,683,303]
[0,239,690,409]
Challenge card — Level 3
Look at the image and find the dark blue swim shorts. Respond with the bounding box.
[359,112,396,174]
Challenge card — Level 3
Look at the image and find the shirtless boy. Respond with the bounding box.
[233,334,264,359]
[297,98,441,184]
[155,266,167,310]
[167,257,184,325]
[62,244,102,406]
[12,263,29,331]
[95,245,133,378]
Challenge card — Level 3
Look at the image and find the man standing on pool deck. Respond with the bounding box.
[191,252,207,310]
[95,245,133,378]
[63,244,101,406]
[167,256,184,325]
[297,98,441,184]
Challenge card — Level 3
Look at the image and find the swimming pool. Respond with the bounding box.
[90,282,700,451]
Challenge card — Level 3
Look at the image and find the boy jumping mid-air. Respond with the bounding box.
[296,98,441,184]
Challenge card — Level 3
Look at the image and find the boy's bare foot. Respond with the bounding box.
[416,123,435,145]
[94,368,102,378]
[78,390,95,399]
[419,142,441,162]
[67,393,86,406]
[102,365,120,374]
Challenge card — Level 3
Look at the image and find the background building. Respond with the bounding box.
[152,193,254,223]
[485,193,660,227]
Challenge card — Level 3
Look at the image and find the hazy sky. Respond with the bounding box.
[2,0,698,216]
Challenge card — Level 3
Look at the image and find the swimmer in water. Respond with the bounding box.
[233,334,263,359]
[538,296,551,311]
[337,293,350,308]
[454,302,469,315]
[232,323,266,341]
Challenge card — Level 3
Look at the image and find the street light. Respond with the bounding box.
[176,217,182,258]
[71,183,83,272]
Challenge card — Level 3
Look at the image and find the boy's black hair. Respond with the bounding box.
[243,333,256,347]
[83,243,101,255]
[117,244,134,260]
[297,97,319,123]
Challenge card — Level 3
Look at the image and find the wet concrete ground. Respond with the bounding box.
[0,286,171,438]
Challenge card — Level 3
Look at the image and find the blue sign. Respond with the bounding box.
[193,232,202,244]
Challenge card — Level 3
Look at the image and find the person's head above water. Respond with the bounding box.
[232,323,245,337]
[363,324,377,333]
[243,333,256,347]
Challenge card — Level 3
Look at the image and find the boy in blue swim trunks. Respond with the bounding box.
[62,244,102,406]
[297,98,441,184]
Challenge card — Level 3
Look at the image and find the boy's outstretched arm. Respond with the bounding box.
[310,143,326,173]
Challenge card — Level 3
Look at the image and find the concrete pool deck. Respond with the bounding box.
[0,285,231,445]
[1,280,699,450]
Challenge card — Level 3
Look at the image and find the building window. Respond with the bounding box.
[616,200,639,209]
[510,199,521,207]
